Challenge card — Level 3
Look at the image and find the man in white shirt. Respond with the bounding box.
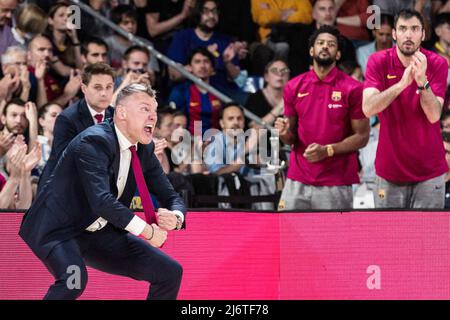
[19,83,186,300]
[38,63,116,188]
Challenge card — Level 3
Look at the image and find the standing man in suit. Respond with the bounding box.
[19,83,186,300]
[38,63,115,188]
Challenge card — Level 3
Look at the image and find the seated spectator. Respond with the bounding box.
[168,47,222,135]
[234,41,275,94]
[169,110,206,174]
[373,0,432,18]
[36,102,62,176]
[167,0,247,96]
[0,0,18,56]
[335,0,371,48]
[113,45,156,99]
[0,127,15,158]
[154,107,201,175]
[204,102,276,209]
[432,13,450,86]
[10,3,47,50]
[1,46,31,102]
[169,111,199,175]
[0,139,41,209]
[216,0,257,95]
[139,0,195,53]
[46,2,83,76]
[0,70,19,104]
[105,5,159,73]
[172,110,188,130]
[357,14,394,74]
[251,0,313,60]
[245,59,288,129]
[373,0,433,36]
[27,35,81,108]
[1,99,38,152]
[81,37,109,66]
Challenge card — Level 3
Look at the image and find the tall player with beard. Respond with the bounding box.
[275,25,370,210]
[363,9,448,209]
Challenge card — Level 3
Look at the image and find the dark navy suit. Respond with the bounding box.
[38,98,114,189]
[19,121,186,300]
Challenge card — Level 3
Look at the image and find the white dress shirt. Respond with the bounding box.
[86,103,106,124]
[85,125,184,235]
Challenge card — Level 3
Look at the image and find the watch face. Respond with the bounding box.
[175,215,182,229]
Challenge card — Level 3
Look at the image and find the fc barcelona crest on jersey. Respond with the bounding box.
[331,91,342,101]
[212,99,221,109]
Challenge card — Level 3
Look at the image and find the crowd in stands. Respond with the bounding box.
[2,0,450,210]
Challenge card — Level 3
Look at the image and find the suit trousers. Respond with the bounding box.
[42,224,183,300]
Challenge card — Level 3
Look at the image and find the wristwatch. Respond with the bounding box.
[174,214,183,230]
[417,80,430,91]
[326,144,334,157]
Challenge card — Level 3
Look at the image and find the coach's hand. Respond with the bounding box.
[142,223,167,248]
[157,208,178,231]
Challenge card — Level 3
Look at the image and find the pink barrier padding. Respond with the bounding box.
[0,211,449,299]
[279,212,450,299]
[0,212,280,300]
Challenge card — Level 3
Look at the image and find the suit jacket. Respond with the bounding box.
[19,120,186,260]
[39,98,114,188]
